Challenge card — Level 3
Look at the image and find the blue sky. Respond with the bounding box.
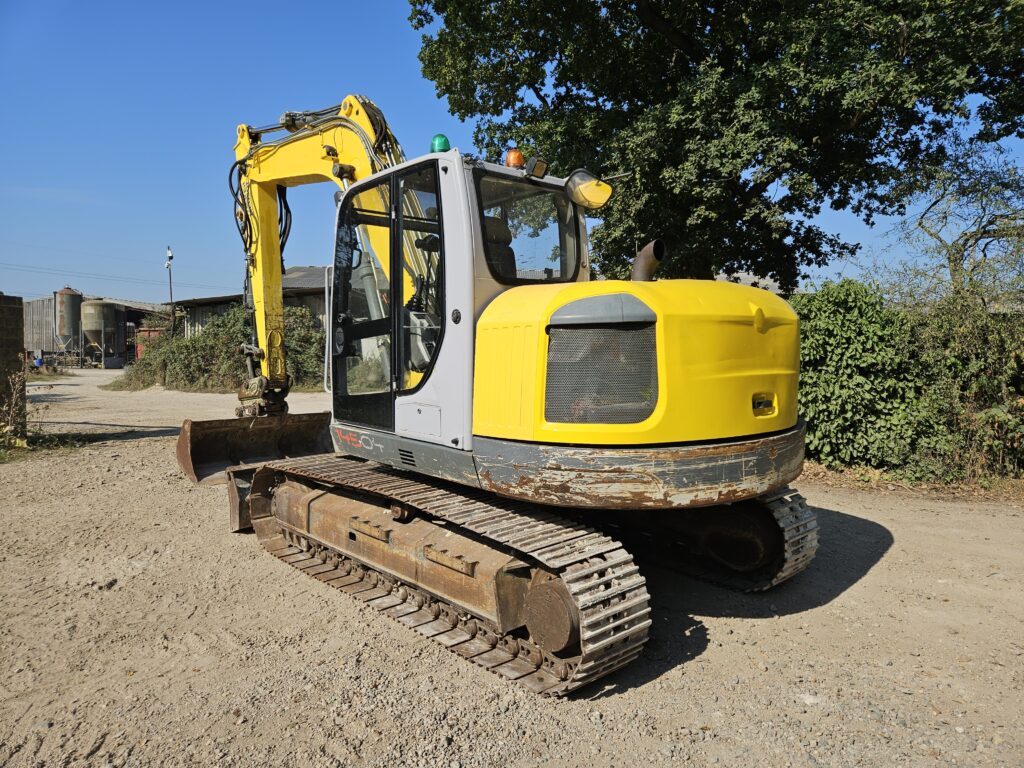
[0,2,1013,302]
[0,1,476,303]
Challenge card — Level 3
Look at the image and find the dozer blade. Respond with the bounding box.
[176,412,333,486]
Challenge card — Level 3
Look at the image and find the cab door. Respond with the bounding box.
[332,176,394,430]
[332,158,468,448]
[392,163,446,435]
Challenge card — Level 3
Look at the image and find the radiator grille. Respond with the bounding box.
[545,324,658,424]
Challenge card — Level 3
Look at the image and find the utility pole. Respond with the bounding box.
[165,245,175,335]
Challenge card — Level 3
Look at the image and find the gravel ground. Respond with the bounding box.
[1,369,1022,767]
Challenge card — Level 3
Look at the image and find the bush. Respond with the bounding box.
[282,305,327,388]
[793,279,1024,480]
[163,306,249,390]
[908,291,1024,480]
[791,280,928,469]
[113,304,325,392]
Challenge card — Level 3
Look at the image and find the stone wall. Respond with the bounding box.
[0,294,27,439]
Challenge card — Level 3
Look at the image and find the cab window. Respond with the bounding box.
[476,173,579,284]
[397,164,444,391]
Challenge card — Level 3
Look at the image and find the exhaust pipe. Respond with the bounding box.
[631,239,664,281]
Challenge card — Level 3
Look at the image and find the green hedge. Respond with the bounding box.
[114,304,325,392]
[792,280,1024,480]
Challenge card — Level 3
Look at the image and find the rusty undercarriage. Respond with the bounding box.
[244,455,652,694]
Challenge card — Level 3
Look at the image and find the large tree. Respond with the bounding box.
[896,140,1024,303]
[409,0,1023,288]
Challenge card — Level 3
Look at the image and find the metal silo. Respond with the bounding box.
[82,300,126,367]
[81,300,108,348]
[54,286,82,350]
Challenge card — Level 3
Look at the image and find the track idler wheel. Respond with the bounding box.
[524,577,580,655]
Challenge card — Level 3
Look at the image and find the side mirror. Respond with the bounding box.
[351,248,362,269]
[566,169,613,210]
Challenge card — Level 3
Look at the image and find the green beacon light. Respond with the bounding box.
[431,133,451,152]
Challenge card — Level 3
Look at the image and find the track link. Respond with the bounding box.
[749,488,819,591]
[252,455,652,696]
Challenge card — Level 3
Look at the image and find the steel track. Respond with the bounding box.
[253,455,652,695]
[673,488,819,593]
[744,489,819,591]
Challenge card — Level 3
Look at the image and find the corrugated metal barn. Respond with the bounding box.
[23,294,57,353]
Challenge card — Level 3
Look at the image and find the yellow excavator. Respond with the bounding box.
[177,94,817,695]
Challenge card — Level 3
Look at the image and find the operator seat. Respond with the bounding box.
[483,216,517,280]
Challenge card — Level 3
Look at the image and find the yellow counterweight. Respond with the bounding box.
[473,279,799,445]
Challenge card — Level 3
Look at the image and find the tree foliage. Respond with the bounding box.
[909,290,1024,479]
[890,139,1024,304]
[410,0,1023,288]
[853,134,1024,479]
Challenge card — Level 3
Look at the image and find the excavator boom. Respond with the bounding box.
[179,96,402,475]
[231,95,402,402]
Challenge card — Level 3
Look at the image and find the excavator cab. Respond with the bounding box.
[324,152,623,464]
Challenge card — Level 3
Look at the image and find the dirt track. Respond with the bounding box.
[1,370,1022,767]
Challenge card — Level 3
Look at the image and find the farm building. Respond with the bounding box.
[176,265,328,337]
[22,288,168,368]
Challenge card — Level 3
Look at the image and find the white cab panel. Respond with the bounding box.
[394,154,475,450]
[396,402,441,437]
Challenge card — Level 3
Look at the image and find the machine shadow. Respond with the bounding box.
[32,420,179,432]
[587,504,893,696]
[587,608,710,698]
[28,423,181,444]
[25,390,76,404]
[680,504,894,619]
